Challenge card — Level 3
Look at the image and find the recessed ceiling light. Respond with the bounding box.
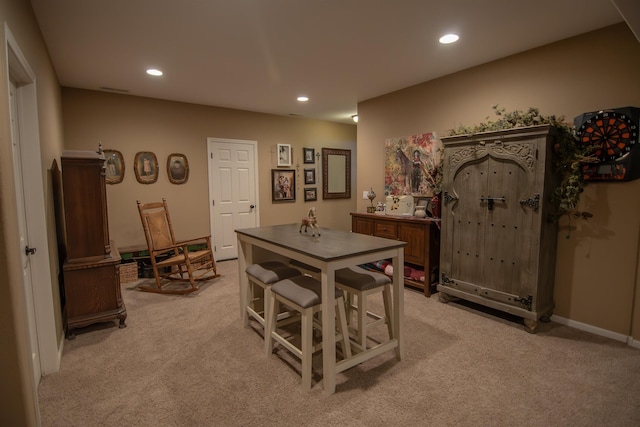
[439,34,459,44]
[146,68,163,76]
[297,96,309,102]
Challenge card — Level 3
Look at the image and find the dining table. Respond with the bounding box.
[235,223,406,394]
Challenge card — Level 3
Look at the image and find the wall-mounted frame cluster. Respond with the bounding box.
[103,150,190,185]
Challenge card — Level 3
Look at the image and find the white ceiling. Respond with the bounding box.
[30,0,626,124]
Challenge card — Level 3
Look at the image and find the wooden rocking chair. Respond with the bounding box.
[137,199,220,294]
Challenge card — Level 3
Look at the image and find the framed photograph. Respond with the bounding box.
[134,151,159,184]
[304,168,316,184]
[303,147,315,164]
[271,169,295,202]
[416,197,430,208]
[167,153,189,184]
[103,149,124,184]
[277,143,292,167]
[304,187,317,201]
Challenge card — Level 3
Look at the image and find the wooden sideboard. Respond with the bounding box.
[351,212,440,296]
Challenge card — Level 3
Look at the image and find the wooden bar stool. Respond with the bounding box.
[265,275,352,390]
[244,261,302,330]
[335,265,393,352]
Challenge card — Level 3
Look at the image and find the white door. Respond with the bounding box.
[6,29,59,391]
[208,138,259,260]
[9,80,40,388]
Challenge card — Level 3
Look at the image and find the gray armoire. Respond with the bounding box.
[437,125,558,332]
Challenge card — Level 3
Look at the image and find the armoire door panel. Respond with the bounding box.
[483,156,531,296]
[448,156,488,286]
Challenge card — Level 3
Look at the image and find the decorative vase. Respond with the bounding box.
[414,205,427,218]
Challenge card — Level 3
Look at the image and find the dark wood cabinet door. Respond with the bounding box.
[398,222,425,265]
[62,153,110,262]
[352,217,374,235]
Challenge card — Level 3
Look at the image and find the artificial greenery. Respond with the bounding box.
[448,105,598,223]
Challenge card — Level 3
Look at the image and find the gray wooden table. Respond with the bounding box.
[236,223,406,394]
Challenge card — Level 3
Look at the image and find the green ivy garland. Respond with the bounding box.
[448,105,598,225]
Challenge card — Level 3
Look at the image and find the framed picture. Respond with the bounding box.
[167,153,189,184]
[304,187,317,201]
[303,147,315,164]
[271,169,295,202]
[134,151,159,184]
[322,147,351,199]
[416,197,430,208]
[304,168,316,184]
[277,143,292,167]
[103,149,124,184]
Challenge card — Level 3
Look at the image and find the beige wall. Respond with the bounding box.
[61,88,357,249]
[0,0,65,425]
[357,23,640,338]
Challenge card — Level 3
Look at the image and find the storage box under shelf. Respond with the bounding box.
[119,262,138,284]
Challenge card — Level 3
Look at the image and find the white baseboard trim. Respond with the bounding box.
[550,314,635,346]
[627,337,640,349]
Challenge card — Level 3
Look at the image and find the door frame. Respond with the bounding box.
[5,25,60,379]
[207,137,259,260]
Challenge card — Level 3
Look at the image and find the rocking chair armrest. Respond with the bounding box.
[151,244,185,254]
[174,236,211,247]
[174,236,212,254]
[151,236,211,255]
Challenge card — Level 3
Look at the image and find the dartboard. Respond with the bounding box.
[578,111,638,162]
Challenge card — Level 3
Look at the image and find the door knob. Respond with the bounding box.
[25,246,37,256]
[250,204,255,209]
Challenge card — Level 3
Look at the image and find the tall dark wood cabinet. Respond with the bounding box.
[351,212,440,296]
[437,125,558,332]
[61,150,126,338]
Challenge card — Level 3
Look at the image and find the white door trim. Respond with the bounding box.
[5,25,60,377]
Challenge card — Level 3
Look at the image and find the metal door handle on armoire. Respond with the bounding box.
[480,196,506,210]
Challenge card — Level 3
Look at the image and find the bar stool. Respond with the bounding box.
[265,275,352,390]
[335,265,393,352]
[244,261,302,330]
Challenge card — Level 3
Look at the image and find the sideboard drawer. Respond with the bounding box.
[374,220,398,239]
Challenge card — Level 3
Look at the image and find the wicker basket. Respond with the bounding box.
[119,262,139,284]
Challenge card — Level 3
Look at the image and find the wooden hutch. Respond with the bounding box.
[61,149,126,338]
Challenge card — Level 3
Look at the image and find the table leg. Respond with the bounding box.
[237,239,252,327]
[393,250,405,360]
[321,266,336,394]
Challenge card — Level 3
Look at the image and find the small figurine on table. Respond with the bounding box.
[300,207,320,236]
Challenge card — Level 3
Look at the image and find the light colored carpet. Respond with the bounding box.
[38,259,640,426]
